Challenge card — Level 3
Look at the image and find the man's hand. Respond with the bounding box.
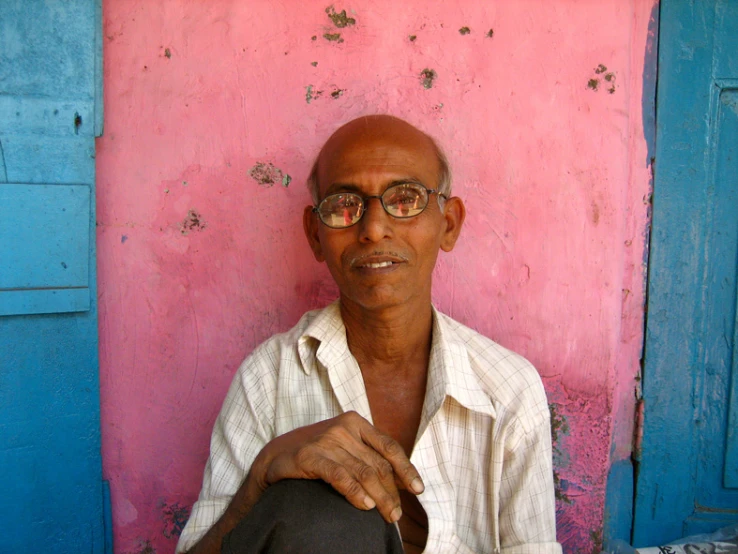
[250,411,424,523]
[185,412,424,554]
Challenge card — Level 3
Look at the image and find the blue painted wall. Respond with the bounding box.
[633,0,738,546]
[0,1,106,552]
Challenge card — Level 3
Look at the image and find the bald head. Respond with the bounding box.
[307,115,451,203]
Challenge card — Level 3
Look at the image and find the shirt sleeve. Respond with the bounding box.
[498,379,562,554]
[176,351,277,553]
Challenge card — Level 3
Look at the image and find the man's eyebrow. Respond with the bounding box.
[325,182,362,195]
[324,178,426,196]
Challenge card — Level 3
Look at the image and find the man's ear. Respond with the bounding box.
[303,205,325,262]
[439,196,466,252]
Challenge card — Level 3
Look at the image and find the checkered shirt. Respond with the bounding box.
[177,302,561,554]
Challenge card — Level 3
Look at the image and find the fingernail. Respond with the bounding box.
[410,477,425,494]
[364,496,376,509]
[390,507,402,522]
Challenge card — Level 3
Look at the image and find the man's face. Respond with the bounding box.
[303,117,464,312]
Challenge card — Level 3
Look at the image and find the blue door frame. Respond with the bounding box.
[630,0,738,547]
[0,1,109,552]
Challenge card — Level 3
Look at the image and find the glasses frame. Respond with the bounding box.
[312,181,446,229]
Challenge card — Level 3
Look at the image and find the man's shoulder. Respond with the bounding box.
[435,310,549,422]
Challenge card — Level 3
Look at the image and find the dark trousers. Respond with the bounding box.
[221,479,404,554]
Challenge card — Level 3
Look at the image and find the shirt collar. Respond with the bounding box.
[297,301,496,419]
[426,306,496,419]
[298,300,349,375]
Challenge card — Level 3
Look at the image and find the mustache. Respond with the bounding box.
[348,251,409,267]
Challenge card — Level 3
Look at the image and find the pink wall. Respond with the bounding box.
[97,1,655,552]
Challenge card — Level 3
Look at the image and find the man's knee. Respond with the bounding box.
[222,479,402,554]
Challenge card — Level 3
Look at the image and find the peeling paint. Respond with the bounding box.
[550,403,570,444]
[589,529,603,554]
[550,403,572,504]
[486,28,494,37]
[325,5,356,28]
[642,1,659,164]
[589,65,617,93]
[554,469,573,504]
[459,26,471,35]
[323,32,343,42]
[249,162,289,188]
[409,34,417,42]
[420,68,436,89]
[179,209,205,234]
[164,48,171,59]
[125,539,156,554]
[160,501,190,540]
[306,85,323,103]
[330,88,345,99]
[605,72,617,94]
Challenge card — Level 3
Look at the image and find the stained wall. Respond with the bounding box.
[97,1,656,552]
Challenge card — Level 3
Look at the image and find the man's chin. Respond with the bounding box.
[338,289,426,314]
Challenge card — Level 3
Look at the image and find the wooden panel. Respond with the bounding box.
[680,81,738,534]
[0,135,96,185]
[0,184,90,315]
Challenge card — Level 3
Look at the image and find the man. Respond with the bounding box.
[177,115,561,554]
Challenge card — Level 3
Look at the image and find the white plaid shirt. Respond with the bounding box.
[177,302,561,554]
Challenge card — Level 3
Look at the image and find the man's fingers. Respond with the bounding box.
[342,450,403,522]
[300,440,404,523]
[307,456,394,514]
[359,424,425,494]
[260,412,423,524]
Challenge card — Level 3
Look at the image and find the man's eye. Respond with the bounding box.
[339,195,362,208]
[387,192,419,207]
[395,194,418,205]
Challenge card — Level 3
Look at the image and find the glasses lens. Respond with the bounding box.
[318,193,363,228]
[382,183,428,218]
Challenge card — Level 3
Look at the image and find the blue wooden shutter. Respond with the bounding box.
[0,0,107,552]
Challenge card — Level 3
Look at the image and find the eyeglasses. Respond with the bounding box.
[313,182,446,229]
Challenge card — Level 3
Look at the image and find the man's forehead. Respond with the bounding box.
[316,116,439,186]
[321,115,434,153]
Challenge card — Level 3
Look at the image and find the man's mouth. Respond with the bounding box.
[364,261,394,269]
[351,252,408,270]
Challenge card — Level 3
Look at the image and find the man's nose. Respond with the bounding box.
[358,197,393,243]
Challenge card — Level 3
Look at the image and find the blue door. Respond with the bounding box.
[0,1,107,552]
[633,0,738,546]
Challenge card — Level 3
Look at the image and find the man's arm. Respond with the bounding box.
[498,399,561,553]
[184,412,424,554]
[182,466,262,554]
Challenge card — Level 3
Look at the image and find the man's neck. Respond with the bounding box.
[339,297,434,378]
